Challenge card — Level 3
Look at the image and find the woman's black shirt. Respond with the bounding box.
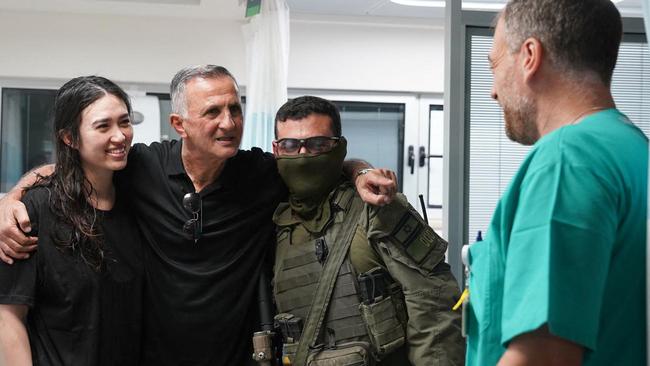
[0,186,144,365]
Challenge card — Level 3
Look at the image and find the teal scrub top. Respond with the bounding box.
[466,109,648,366]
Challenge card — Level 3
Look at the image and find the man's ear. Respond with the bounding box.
[520,37,543,83]
[59,131,76,148]
[271,141,279,157]
[170,113,187,138]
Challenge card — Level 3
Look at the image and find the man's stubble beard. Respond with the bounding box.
[502,92,539,146]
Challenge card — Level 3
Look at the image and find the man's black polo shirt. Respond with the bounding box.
[116,140,286,366]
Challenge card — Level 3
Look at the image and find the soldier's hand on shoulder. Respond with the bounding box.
[355,168,397,206]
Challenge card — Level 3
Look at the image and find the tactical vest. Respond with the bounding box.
[273,185,407,365]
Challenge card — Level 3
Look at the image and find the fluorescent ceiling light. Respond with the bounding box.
[462,2,507,10]
[390,0,506,10]
[391,0,624,7]
[92,0,201,4]
[390,0,445,6]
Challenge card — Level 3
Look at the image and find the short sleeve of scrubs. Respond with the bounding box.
[500,156,618,350]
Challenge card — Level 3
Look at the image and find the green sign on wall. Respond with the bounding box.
[246,0,261,17]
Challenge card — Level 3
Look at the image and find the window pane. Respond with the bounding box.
[466,29,650,239]
[428,157,443,207]
[334,101,405,189]
[1,88,57,192]
[611,38,650,133]
[428,105,444,208]
[467,30,530,240]
[429,106,444,156]
[150,94,178,142]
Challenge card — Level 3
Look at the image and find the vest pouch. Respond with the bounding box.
[359,294,406,358]
[282,342,299,366]
[307,342,372,366]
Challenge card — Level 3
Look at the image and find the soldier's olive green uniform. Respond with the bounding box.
[273,181,465,365]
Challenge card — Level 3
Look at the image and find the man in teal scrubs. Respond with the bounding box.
[467,0,648,365]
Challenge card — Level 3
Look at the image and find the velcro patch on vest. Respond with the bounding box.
[391,213,434,265]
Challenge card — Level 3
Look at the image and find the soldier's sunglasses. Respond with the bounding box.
[273,136,341,156]
[182,192,202,243]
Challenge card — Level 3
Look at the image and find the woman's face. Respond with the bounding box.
[76,93,133,175]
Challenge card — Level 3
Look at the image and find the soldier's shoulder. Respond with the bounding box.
[363,193,414,237]
[365,194,448,275]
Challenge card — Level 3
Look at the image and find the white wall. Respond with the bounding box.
[0,10,445,93]
[289,16,445,93]
[0,10,246,88]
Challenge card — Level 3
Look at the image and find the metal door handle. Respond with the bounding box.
[419,146,443,167]
[418,146,426,167]
[408,146,415,174]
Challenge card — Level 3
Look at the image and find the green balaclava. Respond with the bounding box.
[276,137,347,218]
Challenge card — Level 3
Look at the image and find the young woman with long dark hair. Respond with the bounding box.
[0,76,143,365]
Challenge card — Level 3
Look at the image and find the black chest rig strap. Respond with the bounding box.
[293,193,365,366]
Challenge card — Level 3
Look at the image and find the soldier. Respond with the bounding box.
[271,96,465,365]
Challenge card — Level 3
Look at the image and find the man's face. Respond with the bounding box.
[273,114,336,156]
[178,76,243,160]
[489,17,539,146]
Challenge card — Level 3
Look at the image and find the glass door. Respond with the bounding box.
[415,97,445,235]
[333,101,405,188]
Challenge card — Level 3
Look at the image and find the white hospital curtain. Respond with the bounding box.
[241,0,290,153]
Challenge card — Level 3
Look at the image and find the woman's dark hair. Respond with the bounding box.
[31,76,131,270]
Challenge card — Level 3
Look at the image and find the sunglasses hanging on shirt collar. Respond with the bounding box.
[183,193,202,243]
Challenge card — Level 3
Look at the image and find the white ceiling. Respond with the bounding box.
[0,0,643,20]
